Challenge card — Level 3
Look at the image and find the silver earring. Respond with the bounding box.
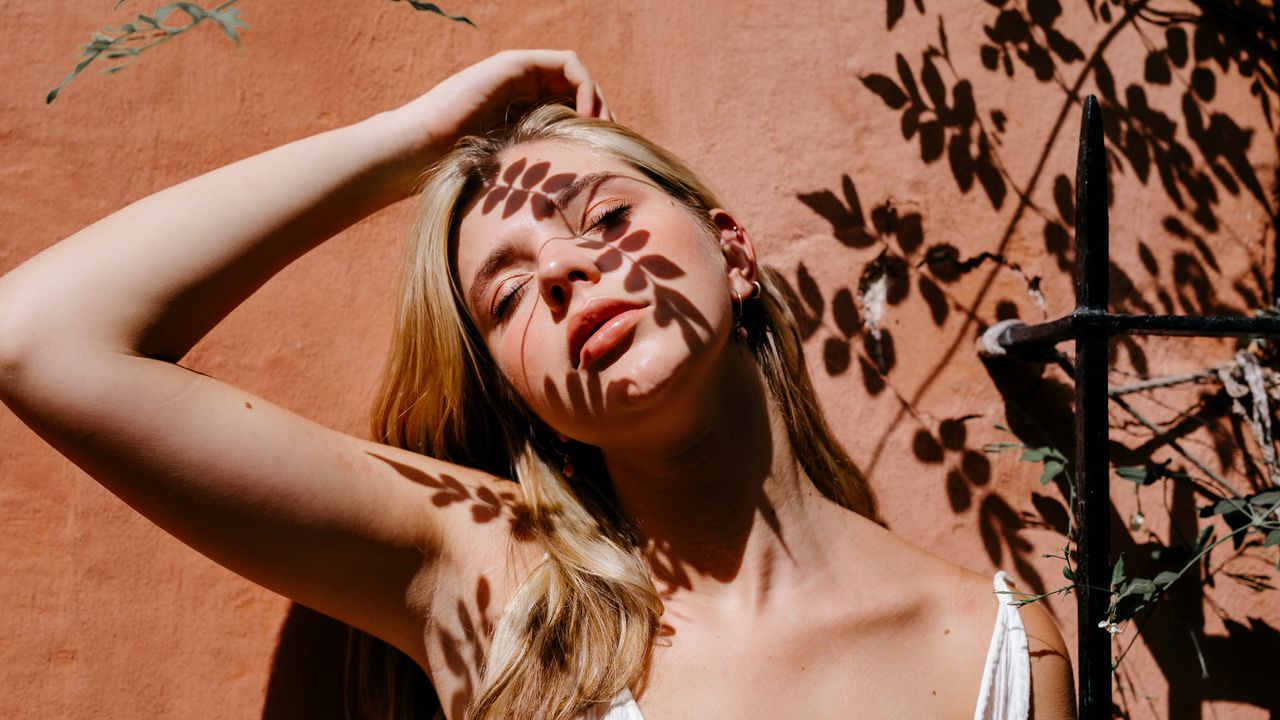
[731,281,761,342]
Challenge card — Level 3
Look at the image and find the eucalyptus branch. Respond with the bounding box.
[47,1,245,104]
[48,0,474,105]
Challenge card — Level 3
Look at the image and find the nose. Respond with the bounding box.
[537,237,602,315]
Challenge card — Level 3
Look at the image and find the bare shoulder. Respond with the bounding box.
[1006,579,1077,720]
[842,519,1075,718]
[846,517,1000,626]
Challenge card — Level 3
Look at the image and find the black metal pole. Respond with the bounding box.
[984,93,1279,719]
[1074,94,1112,720]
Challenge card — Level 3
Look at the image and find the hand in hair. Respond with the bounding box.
[387,49,613,186]
[0,50,608,673]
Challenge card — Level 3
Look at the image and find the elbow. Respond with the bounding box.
[0,297,35,394]
[0,280,49,396]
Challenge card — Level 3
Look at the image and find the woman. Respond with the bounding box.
[0,50,1075,719]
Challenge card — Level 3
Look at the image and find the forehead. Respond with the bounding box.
[454,140,646,276]
[459,141,642,233]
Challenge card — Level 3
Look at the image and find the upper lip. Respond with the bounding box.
[567,296,649,369]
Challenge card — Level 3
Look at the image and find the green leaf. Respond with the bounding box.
[1116,465,1148,483]
[982,441,1023,452]
[1123,578,1158,600]
[1153,571,1179,588]
[1210,498,1251,517]
[1063,565,1075,581]
[48,1,249,104]
[1021,447,1048,463]
[1265,529,1280,548]
[1250,490,1280,509]
[1111,555,1126,588]
[1041,459,1066,485]
[1113,592,1149,623]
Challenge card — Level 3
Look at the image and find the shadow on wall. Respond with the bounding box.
[260,603,347,719]
[778,0,1277,718]
[257,0,1278,717]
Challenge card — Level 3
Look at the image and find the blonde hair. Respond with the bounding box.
[358,105,879,719]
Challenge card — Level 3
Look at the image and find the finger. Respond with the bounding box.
[576,79,597,118]
[514,50,597,114]
[595,86,613,122]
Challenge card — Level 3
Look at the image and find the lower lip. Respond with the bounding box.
[579,308,645,370]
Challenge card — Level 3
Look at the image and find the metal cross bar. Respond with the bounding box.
[987,95,1278,720]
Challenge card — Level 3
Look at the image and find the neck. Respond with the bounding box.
[599,343,843,616]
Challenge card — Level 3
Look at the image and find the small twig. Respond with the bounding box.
[1112,601,1159,670]
[1110,394,1243,497]
[1109,364,1233,396]
[1187,627,1208,680]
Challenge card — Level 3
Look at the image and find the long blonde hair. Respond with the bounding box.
[358,105,879,719]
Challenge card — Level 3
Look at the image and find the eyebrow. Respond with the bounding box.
[549,171,621,213]
[467,241,520,319]
[466,172,624,318]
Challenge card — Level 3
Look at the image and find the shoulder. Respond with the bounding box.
[840,519,1076,718]
[1006,580,1077,720]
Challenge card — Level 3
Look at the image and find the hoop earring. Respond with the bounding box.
[552,432,576,478]
[731,281,762,342]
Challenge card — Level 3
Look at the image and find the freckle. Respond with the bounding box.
[243,402,253,409]
[943,628,950,635]
[932,690,937,696]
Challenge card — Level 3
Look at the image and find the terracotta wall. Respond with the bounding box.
[1,0,1276,717]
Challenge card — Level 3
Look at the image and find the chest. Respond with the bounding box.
[631,612,985,720]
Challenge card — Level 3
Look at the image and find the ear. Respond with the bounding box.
[710,209,757,296]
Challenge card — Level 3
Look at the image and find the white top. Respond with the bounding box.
[581,571,1031,720]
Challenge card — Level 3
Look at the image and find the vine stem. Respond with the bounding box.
[1110,393,1242,497]
[1110,504,1277,669]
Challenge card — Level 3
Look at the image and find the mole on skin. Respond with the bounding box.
[243,402,253,409]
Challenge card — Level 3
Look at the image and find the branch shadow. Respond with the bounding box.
[833,5,1278,714]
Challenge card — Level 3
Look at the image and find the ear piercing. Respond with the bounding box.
[731,281,763,342]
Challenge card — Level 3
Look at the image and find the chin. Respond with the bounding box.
[592,341,682,409]
[586,330,724,430]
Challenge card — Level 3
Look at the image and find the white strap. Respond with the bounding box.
[580,688,644,720]
[972,571,1031,720]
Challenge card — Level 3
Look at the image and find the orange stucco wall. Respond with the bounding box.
[2,1,1276,717]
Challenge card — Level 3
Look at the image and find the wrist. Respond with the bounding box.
[348,110,443,204]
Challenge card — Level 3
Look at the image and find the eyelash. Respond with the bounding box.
[587,202,632,231]
[489,202,633,324]
[492,277,529,323]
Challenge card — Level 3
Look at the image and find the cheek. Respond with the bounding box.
[488,316,563,410]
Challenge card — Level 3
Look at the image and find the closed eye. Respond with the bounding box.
[586,202,632,233]
[491,276,531,324]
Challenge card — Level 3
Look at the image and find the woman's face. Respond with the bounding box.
[453,140,742,446]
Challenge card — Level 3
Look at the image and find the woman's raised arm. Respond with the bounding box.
[0,50,606,665]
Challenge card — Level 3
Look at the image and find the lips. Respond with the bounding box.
[568,297,649,370]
